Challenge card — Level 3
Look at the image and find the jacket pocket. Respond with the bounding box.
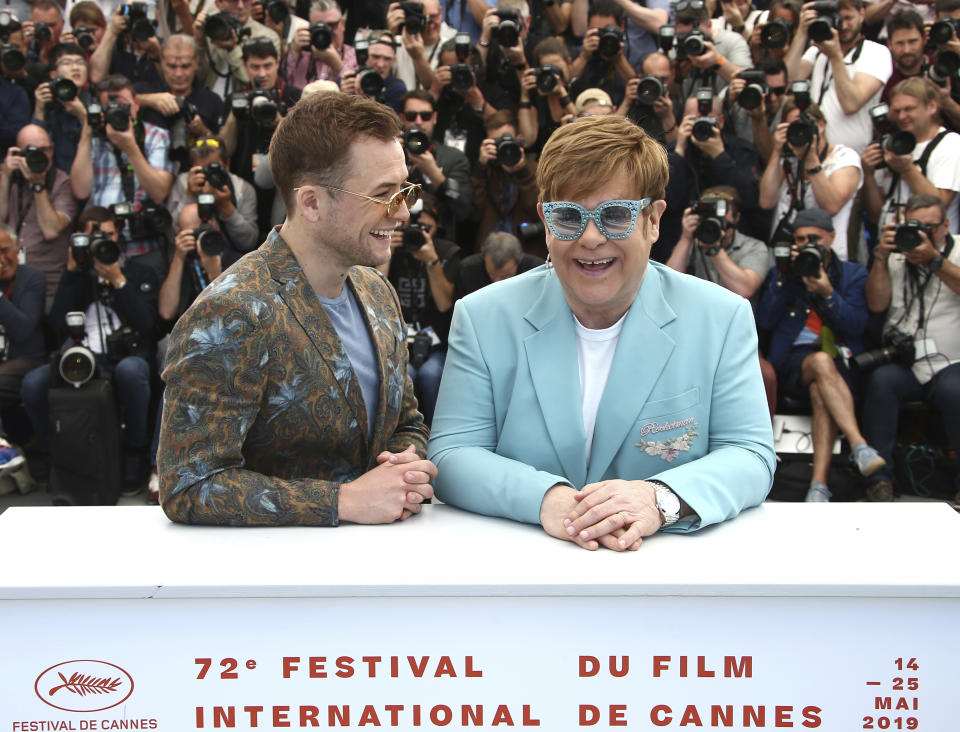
[636,387,700,420]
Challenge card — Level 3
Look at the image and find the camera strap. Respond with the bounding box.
[111,121,148,206]
[817,38,863,106]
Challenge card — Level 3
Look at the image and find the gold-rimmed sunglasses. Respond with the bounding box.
[296,182,422,217]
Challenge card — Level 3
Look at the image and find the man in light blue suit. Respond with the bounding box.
[428,115,775,551]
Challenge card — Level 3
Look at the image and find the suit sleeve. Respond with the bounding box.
[158,292,341,526]
[428,300,570,525]
[650,298,776,530]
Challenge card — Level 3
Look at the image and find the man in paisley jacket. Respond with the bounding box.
[157,92,435,526]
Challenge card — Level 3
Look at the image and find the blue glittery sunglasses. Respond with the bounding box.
[541,198,652,240]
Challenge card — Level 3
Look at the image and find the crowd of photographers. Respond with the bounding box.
[0,0,958,506]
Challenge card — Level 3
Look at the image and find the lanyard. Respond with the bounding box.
[818,38,864,106]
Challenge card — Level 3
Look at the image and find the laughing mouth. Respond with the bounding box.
[370,228,394,240]
[576,257,615,270]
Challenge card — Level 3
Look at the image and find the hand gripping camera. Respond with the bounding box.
[736,69,767,111]
[785,80,817,149]
[691,88,717,142]
[789,235,826,279]
[869,103,916,160]
[70,225,121,272]
[692,197,730,244]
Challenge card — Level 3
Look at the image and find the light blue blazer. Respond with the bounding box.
[428,262,775,531]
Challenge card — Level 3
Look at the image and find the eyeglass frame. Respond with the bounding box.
[403,109,434,121]
[541,198,653,241]
[294,182,422,217]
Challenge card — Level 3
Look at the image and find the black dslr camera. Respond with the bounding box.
[398,222,428,254]
[264,0,289,23]
[202,161,230,190]
[204,11,248,43]
[893,220,935,252]
[71,225,121,272]
[869,103,916,160]
[50,76,78,102]
[399,1,426,34]
[352,40,385,98]
[231,86,282,125]
[790,236,826,278]
[929,17,960,45]
[121,1,158,42]
[106,325,149,363]
[808,0,840,43]
[534,64,562,94]
[169,96,198,165]
[785,80,817,148]
[493,8,521,47]
[193,193,226,257]
[597,24,624,60]
[0,11,26,72]
[760,17,792,49]
[736,69,767,111]
[677,29,707,59]
[494,132,522,167]
[111,201,172,241]
[852,331,915,372]
[929,50,960,85]
[88,101,132,135]
[691,88,716,142]
[13,145,49,175]
[74,25,97,50]
[309,21,332,50]
[33,20,51,41]
[634,75,665,105]
[449,33,475,92]
[403,126,431,155]
[692,197,730,244]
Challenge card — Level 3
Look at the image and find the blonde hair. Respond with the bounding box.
[536,116,668,205]
[891,76,940,107]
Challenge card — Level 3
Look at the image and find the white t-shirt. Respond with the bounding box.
[803,39,892,154]
[393,22,458,91]
[875,128,960,235]
[885,234,960,383]
[772,143,863,260]
[575,312,626,465]
[83,299,122,355]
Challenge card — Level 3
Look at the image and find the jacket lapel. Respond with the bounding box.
[523,274,588,488]
[587,264,677,483]
[264,231,370,442]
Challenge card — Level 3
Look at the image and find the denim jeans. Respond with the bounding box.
[861,362,960,486]
[408,351,446,427]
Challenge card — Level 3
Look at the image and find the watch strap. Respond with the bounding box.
[649,480,681,527]
[930,253,946,272]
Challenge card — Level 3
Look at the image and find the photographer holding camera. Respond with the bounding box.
[283,0,355,88]
[158,201,224,325]
[0,125,77,310]
[757,207,882,502]
[88,3,162,88]
[339,30,406,112]
[0,225,46,479]
[22,0,63,68]
[747,0,800,65]
[723,57,789,164]
[618,51,680,143]
[783,0,891,154]
[471,109,540,253]
[69,75,177,271]
[133,34,226,153]
[759,94,862,259]
[379,194,458,426]
[32,43,91,174]
[220,37,301,185]
[669,186,771,299]
[518,38,575,154]
[672,90,762,230]
[166,136,259,257]
[20,205,158,496]
[671,0,751,101]
[388,0,456,91]
[400,90,472,240]
[859,193,960,501]
[474,3,531,110]
[427,36,490,163]
[567,0,635,107]
[193,0,281,98]
[862,77,960,236]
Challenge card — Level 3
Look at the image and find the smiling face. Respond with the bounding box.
[319,136,411,268]
[539,172,665,329]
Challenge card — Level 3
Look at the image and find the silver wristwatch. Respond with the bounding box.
[650,480,681,528]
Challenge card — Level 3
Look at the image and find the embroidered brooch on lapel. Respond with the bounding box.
[636,421,699,462]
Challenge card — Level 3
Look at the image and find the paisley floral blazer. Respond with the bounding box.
[157,229,428,526]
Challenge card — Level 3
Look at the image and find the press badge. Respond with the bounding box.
[444,128,468,154]
[914,338,937,361]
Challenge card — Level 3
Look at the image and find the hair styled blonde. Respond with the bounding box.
[536,115,668,207]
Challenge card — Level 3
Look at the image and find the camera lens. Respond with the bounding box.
[692,118,715,142]
[808,17,833,43]
[204,13,234,42]
[636,75,664,105]
[357,67,384,97]
[496,135,522,167]
[738,84,763,110]
[310,22,332,50]
[51,76,78,102]
[403,127,431,155]
[450,64,473,92]
[536,67,558,94]
[930,19,956,46]
[196,226,226,256]
[682,34,705,57]
[760,20,789,49]
[496,20,519,48]
[886,130,916,156]
[786,118,813,148]
[59,346,97,387]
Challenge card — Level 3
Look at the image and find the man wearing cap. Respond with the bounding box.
[758,207,883,502]
[575,88,614,117]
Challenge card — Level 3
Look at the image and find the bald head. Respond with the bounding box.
[17,124,52,149]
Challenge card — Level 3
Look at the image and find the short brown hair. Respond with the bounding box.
[484,108,518,134]
[69,1,106,27]
[269,92,402,212]
[536,115,668,205]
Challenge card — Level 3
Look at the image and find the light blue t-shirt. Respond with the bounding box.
[319,285,380,443]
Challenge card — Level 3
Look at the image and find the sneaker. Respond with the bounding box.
[146,469,159,505]
[8,463,35,495]
[852,443,886,477]
[0,437,26,476]
[866,480,894,502]
[805,480,832,502]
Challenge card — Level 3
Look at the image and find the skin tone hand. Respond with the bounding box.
[680,206,701,242]
[93,259,125,288]
[692,123,724,159]
[875,222,898,262]
[105,121,138,155]
[675,114,695,156]
[565,479,663,550]
[800,258,834,297]
[361,444,438,519]
[902,228,942,266]
[580,28,600,59]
